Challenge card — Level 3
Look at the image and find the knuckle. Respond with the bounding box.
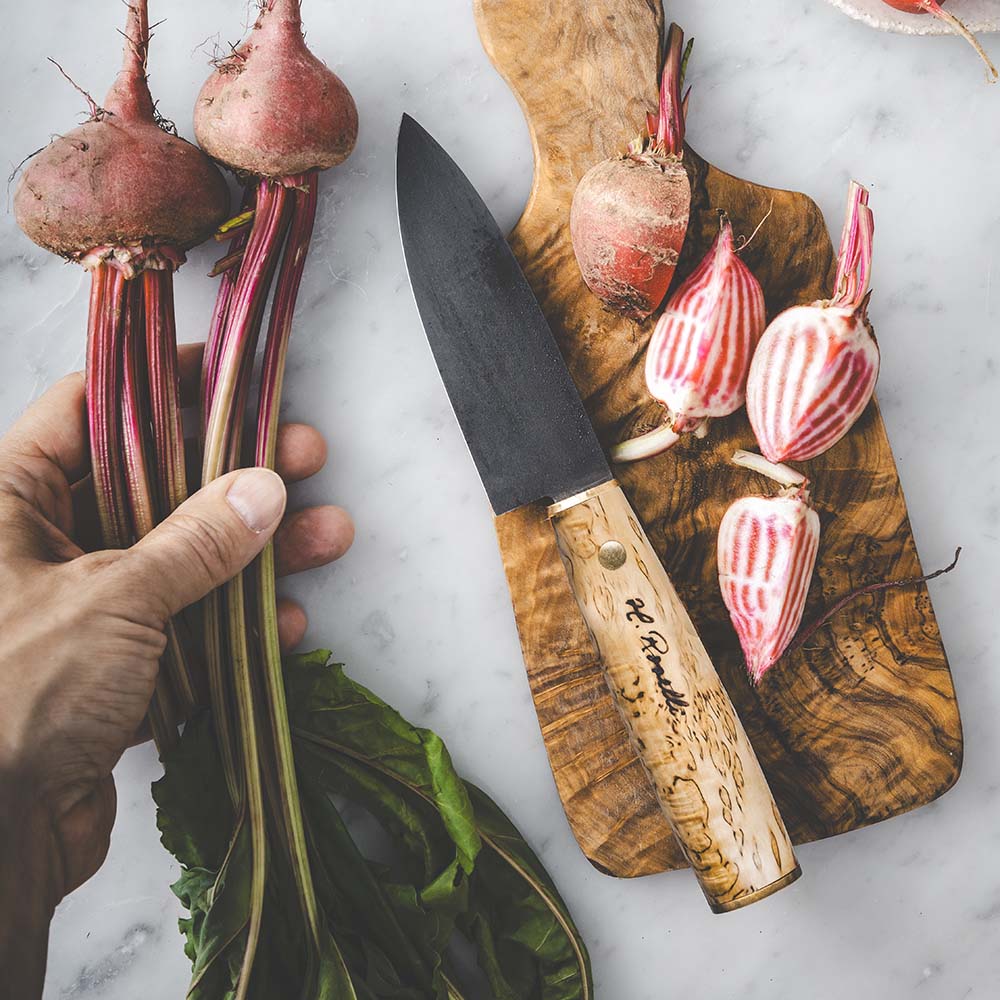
[167,510,243,580]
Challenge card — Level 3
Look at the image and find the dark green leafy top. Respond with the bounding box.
[153,651,593,1000]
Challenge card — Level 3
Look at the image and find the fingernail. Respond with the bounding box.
[226,468,286,532]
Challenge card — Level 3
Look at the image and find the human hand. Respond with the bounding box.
[0,345,353,929]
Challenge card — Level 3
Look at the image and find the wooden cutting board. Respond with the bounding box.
[474,0,963,878]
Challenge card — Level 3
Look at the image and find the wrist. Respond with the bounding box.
[0,770,61,996]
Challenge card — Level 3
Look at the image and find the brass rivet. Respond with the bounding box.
[599,540,627,570]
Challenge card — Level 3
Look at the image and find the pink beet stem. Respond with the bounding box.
[787,547,961,658]
[256,175,318,466]
[144,271,188,513]
[86,266,131,549]
[253,172,325,952]
[656,23,687,155]
[832,182,874,310]
[202,181,290,482]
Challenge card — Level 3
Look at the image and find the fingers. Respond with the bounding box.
[277,598,309,651]
[0,375,89,538]
[177,343,206,407]
[274,505,355,578]
[274,423,327,482]
[113,467,287,620]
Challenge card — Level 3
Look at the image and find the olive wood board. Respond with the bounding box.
[474,0,963,878]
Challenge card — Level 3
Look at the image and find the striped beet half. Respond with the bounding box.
[718,487,820,685]
[613,217,766,463]
[746,181,878,464]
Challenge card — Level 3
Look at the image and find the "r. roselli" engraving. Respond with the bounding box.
[627,598,689,716]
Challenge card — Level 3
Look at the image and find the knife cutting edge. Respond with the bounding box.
[396,113,800,912]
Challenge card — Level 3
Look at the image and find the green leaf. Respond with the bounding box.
[284,651,480,876]
[464,784,593,1000]
[153,711,235,871]
[286,653,592,1000]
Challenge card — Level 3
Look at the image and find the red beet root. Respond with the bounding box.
[195,0,358,179]
[570,23,692,320]
[15,11,227,260]
[13,2,229,750]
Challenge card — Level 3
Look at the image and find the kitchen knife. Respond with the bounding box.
[396,114,800,912]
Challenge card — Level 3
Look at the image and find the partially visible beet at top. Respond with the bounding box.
[569,23,693,321]
[194,0,359,180]
[14,2,228,262]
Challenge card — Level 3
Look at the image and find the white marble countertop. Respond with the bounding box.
[2,1,998,998]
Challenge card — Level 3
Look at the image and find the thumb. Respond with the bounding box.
[115,467,287,620]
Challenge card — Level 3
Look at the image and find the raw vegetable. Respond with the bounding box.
[153,651,594,1000]
[717,454,820,685]
[719,452,962,683]
[569,23,692,320]
[192,1,360,994]
[612,214,767,462]
[880,1,997,80]
[746,182,880,465]
[13,0,229,748]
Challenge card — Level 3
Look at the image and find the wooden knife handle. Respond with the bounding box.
[548,481,800,912]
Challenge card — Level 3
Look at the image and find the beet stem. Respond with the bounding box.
[86,266,131,548]
[199,181,293,995]
[142,270,199,715]
[656,23,687,155]
[611,418,681,463]
[254,172,323,948]
[832,182,874,310]
[121,279,181,750]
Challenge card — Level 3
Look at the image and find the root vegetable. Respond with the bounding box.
[718,455,820,685]
[569,23,692,320]
[192,1,358,994]
[612,214,767,462]
[746,182,879,465]
[13,0,228,744]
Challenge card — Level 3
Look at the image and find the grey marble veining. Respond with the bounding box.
[1,1,998,998]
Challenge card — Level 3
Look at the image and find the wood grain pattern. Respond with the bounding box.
[475,0,963,878]
[550,482,799,910]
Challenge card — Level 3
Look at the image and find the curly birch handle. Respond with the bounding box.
[549,481,800,911]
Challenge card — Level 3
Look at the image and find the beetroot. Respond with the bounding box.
[13,1,228,749]
[15,10,227,261]
[195,0,358,178]
[570,23,692,320]
[190,3,359,995]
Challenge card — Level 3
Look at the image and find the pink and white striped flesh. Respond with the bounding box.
[613,217,766,463]
[718,457,820,685]
[746,182,879,464]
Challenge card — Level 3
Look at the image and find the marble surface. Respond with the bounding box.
[1,1,999,998]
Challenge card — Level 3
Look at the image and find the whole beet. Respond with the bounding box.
[195,0,358,180]
[569,22,692,321]
[15,3,228,261]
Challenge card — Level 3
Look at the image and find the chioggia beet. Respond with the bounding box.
[880,1,997,80]
[717,453,820,685]
[612,214,766,462]
[746,181,879,465]
[569,23,692,320]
